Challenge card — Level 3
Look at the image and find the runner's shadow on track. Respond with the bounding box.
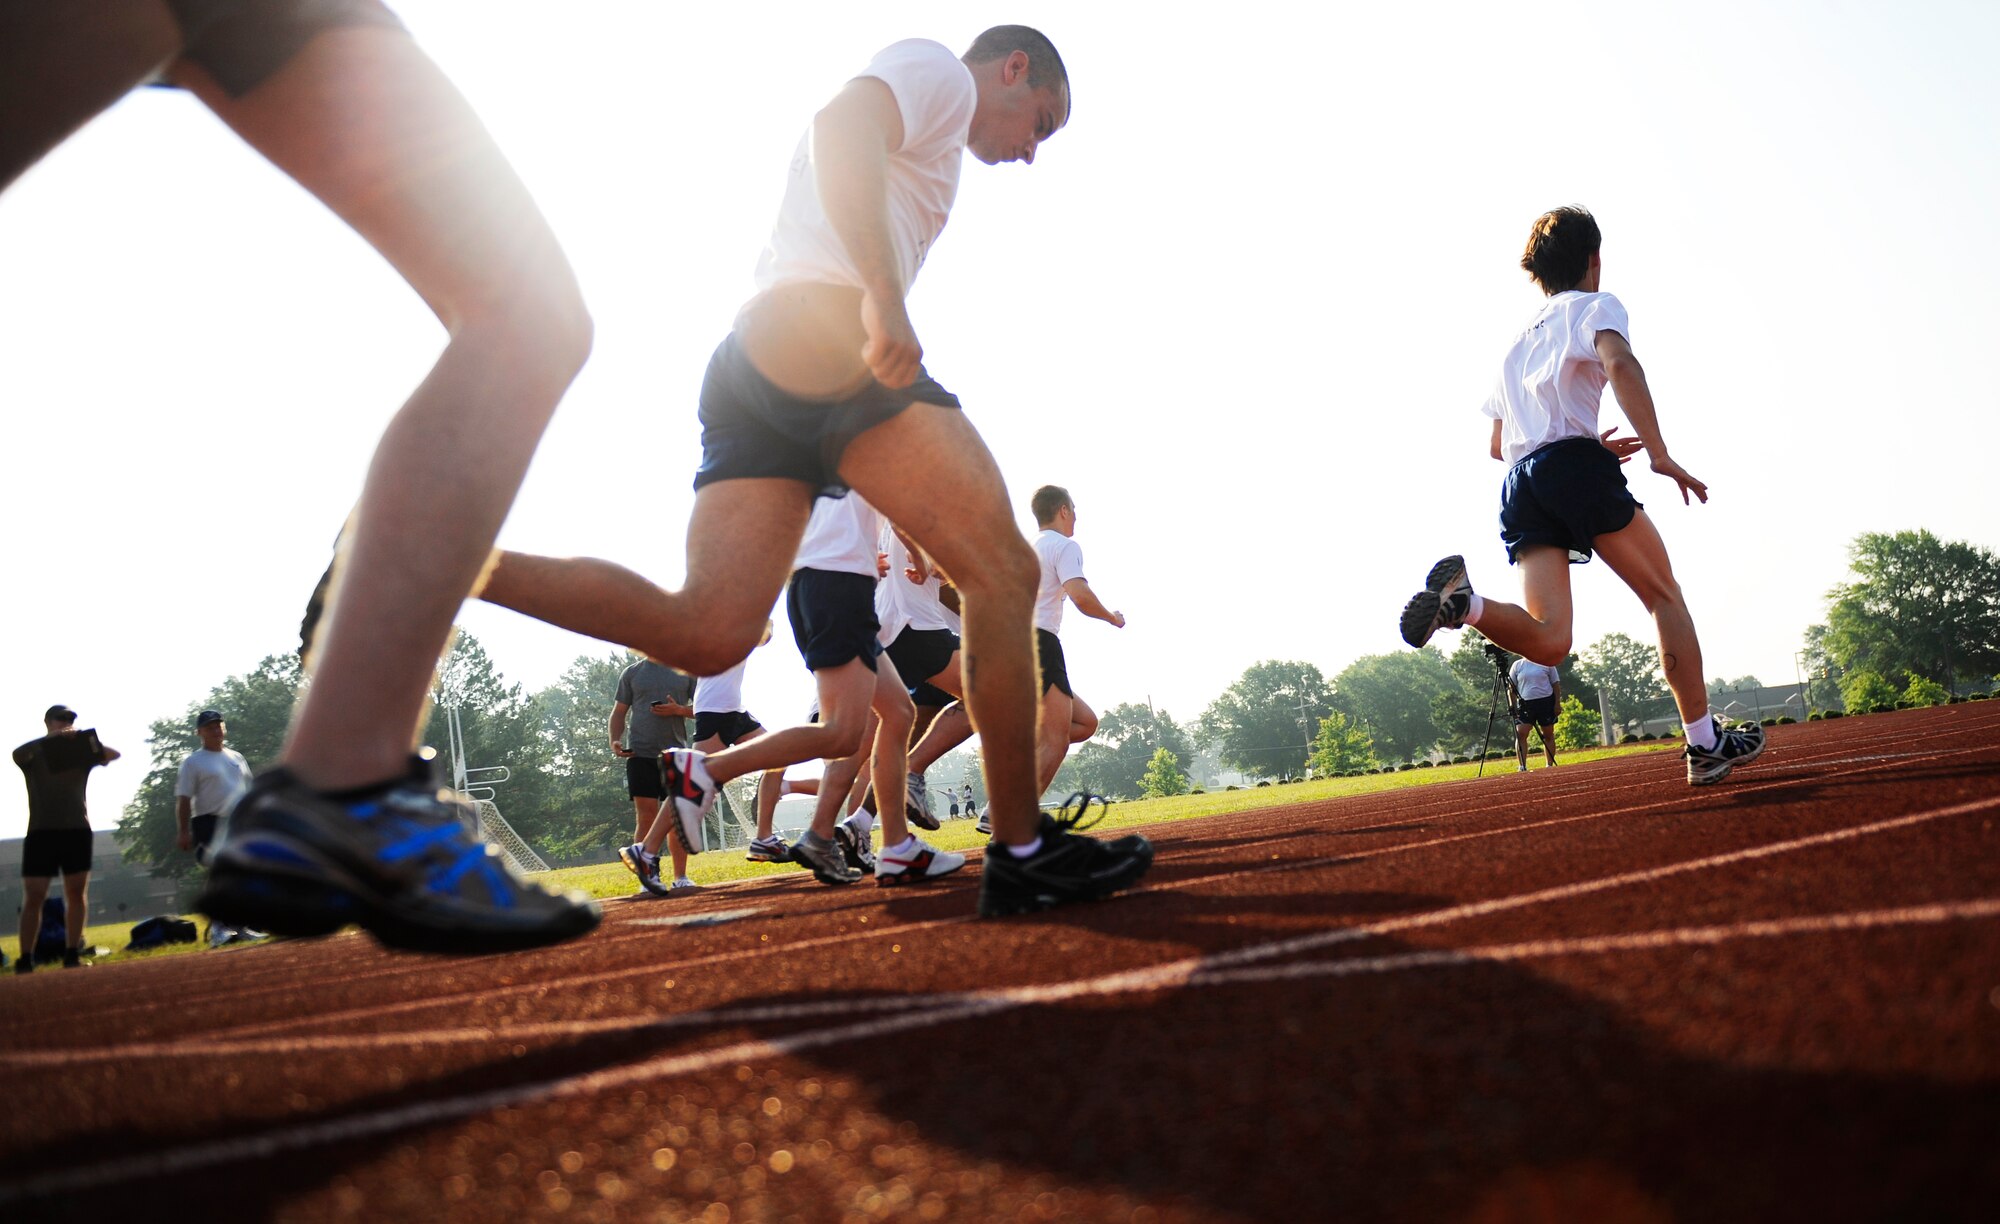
[788,928,2000,1222]
[1702,760,2000,812]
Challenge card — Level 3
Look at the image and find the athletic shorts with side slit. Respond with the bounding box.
[786,569,883,674]
[693,332,962,494]
[1498,436,1643,565]
[1036,629,1073,698]
[693,711,764,747]
[162,0,405,97]
[885,627,959,696]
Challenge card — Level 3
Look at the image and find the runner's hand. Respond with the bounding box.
[861,293,921,389]
[1599,426,1645,464]
[1650,454,1709,504]
[177,830,192,852]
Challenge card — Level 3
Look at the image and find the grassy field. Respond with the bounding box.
[3,741,1675,965]
[544,741,1678,901]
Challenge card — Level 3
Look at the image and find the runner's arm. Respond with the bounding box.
[813,77,920,388]
[609,702,633,758]
[1062,577,1126,628]
[1490,419,1503,461]
[1596,330,1708,505]
[176,796,193,851]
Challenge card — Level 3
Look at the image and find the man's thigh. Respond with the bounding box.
[837,403,1018,582]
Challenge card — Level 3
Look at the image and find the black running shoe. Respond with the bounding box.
[976,793,1154,918]
[788,831,863,886]
[198,753,600,954]
[1684,717,1768,785]
[1399,555,1473,649]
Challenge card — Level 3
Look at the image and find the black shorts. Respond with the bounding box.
[1498,437,1643,565]
[694,711,764,747]
[1516,695,1559,726]
[693,332,962,494]
[190,812,221,865]
[626,753,666,801]
[1036,629,1072,698]
[165,0,406,98]
[910,681,955,709]
[886,627,959,691]
[787,569,883,674]
[21,829,93,879]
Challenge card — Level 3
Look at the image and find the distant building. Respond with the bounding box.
[0,832,181,923]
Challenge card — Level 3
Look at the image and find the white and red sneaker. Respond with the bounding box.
[658,749,717,854]
[874,836,967,887]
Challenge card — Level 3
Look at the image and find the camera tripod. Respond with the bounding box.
[1475,641,1515,779]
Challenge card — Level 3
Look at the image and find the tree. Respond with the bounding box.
[528,650,642,859]
[1580,632,1673,730]
[1839,669,1897,715]
[1553,695,1600,751]
[1707,675,1764,698]
[1902,675,1950,709]
[1824,530,2000,697]
[421,633,558,849]
[1800,623,1845,713]
[1198,661,1336,779]
[1139,748,1188,799]
[1333,649,1459,763]
[1306,712,1374,776]
[118,652,305,881]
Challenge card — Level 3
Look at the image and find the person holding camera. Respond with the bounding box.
[1507,657,1562,772]
[12,705,119,972]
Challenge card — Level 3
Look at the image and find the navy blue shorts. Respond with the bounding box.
[1498,437,1642,564]
[786,569,883,674]
[164,0,405,98]
[910,681,955,709]
[886,627,959,692]
[1515,695,1559,726]
[694,333,962,494]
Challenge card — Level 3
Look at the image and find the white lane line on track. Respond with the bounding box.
[64,738,2000,1046]
[5,792,1995,1080]
[42,712,1997,1027]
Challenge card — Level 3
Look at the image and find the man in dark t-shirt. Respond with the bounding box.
[12,705,120,971]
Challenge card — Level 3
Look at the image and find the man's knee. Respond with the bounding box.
[960,534,1038,608]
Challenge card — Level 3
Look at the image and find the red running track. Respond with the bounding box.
[2,704,1997,1222]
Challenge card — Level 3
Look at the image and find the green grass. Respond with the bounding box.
[544,741,1677,898]
[2,916,219,969]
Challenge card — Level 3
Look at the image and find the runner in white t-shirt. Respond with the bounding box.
[478,28,1151,913]
[1398,206,1765,786]
[1028,484,1125,793]
[1506,657,1563,771]
[622,492,964,890]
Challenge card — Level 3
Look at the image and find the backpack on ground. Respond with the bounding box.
[127,915,199,951]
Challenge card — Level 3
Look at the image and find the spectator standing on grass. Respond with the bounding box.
[1399,206,1766,786]
[1508,659,1562,772]
[175,710,260,945]
[611,658,696,894]
[12,705,119,972]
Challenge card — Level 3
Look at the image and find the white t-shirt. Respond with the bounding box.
[875,528,959,644]
[794,491,883,577]
[753,39,976,295]
[175,747,251,817]
[694,659,751,715]
[1033,528,1086,635]
[1481,291,1632,464]
[1510,659,1562,701]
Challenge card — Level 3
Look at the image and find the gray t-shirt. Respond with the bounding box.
[13,734,103,833]
[616,661,694,757]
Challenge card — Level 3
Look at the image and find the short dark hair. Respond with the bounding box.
[1520,206,1601,294]
[963,25,1069,101]
[1030,484,1072,526]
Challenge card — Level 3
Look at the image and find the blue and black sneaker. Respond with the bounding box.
[197,752,599,954]
[976,794,1154,918]
[1399,555,1473,649]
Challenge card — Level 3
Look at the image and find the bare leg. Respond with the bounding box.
[868,659,916,848]
[814,715,877,839]
[910,701,975,773]
[1035,685,1075,793]
[839,405,1043,846]
[159,31,595,788]
[61,873,89,952]
[1539,723,1558,765]
[17,877,51,958]
[1462,546,1576,666]
[1592,510,1709,725]
[481,480,811,679]
[631,795,658,846]
[1515,724,1531,769]
[1070,694,1100,744]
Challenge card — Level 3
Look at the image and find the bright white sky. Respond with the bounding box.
[4,1,1997,839]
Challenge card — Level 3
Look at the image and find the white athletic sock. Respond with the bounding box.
[885,834,918,857]
[1005,836,1044,859]
[1464,593,1485,625]
[1683,712,1719,750]
[847,809,876,835]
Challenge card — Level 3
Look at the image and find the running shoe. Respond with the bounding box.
[669,876,702,895]
[745,834,791,863]
[658,748,716,854]
[1684,718,1768,786]
[905,772,939,830]
[973,807,991,837]
[61,948,89,969]
[834,817,876,873]
[788,831,863,886]
[620,842,671,897]
[1399,555,1473,649]
[198,754,600,954]
[875,836,967,887]
[976,793,1155,918]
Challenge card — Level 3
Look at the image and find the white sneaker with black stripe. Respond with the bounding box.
[1684,717,1767,785]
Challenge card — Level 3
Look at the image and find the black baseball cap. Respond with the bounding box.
[44,704,77,724]
[196,710,225,728]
